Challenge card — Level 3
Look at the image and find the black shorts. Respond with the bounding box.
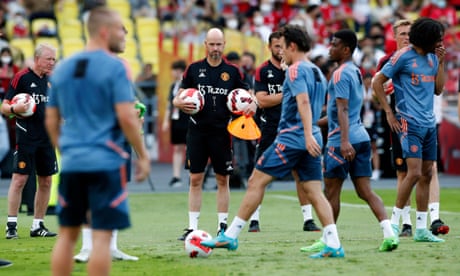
[186,126,233,175]
[390,131,407,172]
[170,125,187,145]
[13,143,58,176]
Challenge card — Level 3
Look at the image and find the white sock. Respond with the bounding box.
[428,202,440,223]
[301,204,312,221]
[188,212,200,230]
[110,230,118,250]
[225,216,246,239]
[218,212,228,229]
[401,206,412,225]
[390,207,402,226]
[31,219,43,230]
[7,216,17,223]
[380,219,394,238]
[249,205,261,221]
[415,211,428,230]
[323,224,340,249]
[81,227,92,251]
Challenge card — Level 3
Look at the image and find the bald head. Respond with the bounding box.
[205,28,225,65]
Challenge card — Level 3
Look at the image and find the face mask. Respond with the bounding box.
[1,56,11,64]
[329,0,340,6]
[435,0,446,8]
[362,61,373,70]
[260,3,272,14]
[14,15,24,24]
[227,19,238,30]
[254,16,264,26]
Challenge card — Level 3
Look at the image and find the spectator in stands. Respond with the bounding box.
[395,0,424,12]
[21,0,60,23]
[130,0,156,18]
[135,63,156,84]
[0,47,19,100]
[320,0,353,38]
[420,0,458,28]
[11,12,29,39]
[352,0,372,35]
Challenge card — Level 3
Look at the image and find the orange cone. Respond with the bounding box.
[227,115,261,140]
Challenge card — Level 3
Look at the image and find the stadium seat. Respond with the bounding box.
[122,17,135,38]
[58,19,83,40]
[56,1,79,22]
[119,37,138,60]
[35,37,60,56]
[123,57,142,80]
[61,38,85,58]
[10,38,35,60]
[135,17,160,39]
[108,0,131,19]
[140,37,159,64]
[31,18,57,38]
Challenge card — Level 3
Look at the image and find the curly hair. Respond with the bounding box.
[409,17,445,53]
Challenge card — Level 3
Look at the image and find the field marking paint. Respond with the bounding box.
[269,194,459,215]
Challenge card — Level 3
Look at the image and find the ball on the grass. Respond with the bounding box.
[11,93,36,117]
[184,230,213,258]
[179,88,204,115]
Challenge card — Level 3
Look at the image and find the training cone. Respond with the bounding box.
[227,115,261,140]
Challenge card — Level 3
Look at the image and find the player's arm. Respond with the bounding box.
[45,106,60,148]
[116,102,150,182]
[297,92,321,157]
[336,97,354,160]
[372,71,400,133]
[434,45,446,96]
[255,90,282,108]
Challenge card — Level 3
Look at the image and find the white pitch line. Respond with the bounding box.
[269,194,459,215]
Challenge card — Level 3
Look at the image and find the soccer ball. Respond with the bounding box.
[184,230,213,258]
[226,88,254,115]
[179,88,204,115]
[11,93,36,117]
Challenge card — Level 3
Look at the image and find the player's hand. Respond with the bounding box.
[242,101,257,117]
[12,100,30,113]
[340,142,355,162]
[305,134,321,158]
[434,45,445,64]
[385,111,401,133]
[134,155,151,182]
[175,96,198,114]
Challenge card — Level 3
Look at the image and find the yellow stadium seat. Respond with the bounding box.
[58,19,83,40]
[31,18,57,37]
[122,17,135,38]
[139,38,159,63]
[56,1,79,21]
[61,38,85,58]
[224,28,243,54]
[108,1,131,19]
[5,19,30,40]
[123,58,141,80]
[135,17,160,39]
[10,38,35,59]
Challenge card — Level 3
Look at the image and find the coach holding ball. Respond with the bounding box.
[173,27,257,241]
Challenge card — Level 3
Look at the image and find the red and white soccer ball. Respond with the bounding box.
[11,93,36,117]
[184,230,213,258]
[226,88,254,115]
[179,88,204,115]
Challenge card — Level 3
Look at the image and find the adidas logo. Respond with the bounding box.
[30,82,37,88]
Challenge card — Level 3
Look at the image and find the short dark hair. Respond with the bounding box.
[172,59,186,71]
[333,29,358,53]
[268,31,282,45]
[409,17,445,53]
[279,24,312,52]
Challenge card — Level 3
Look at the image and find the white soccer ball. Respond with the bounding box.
[184,230,213,258]
[11,93,36,117]
[226,88,254,115]
[179,88,204,115]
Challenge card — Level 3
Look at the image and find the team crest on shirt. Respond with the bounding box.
[396,158,404,166]
[18,161,26,169]
[410,145,418,153]
[221,72,230,81]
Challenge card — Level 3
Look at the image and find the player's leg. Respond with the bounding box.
[428,163,449,235]
[51,226,81,276]
[87,229,112,276]
[32,145,58,237]
[6,145,33,239]
[74,225,92,263]
[178,128,208,240]
[110,230,139,261]
[293,172,320,231]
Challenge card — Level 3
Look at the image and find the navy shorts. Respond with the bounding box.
[399,119,437,161]
[390,130,407,171]
[56,167,131,230]
[13,143,57,176]
[255,142,322,182]
[323,141,372,179]
[186,126,233,175]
